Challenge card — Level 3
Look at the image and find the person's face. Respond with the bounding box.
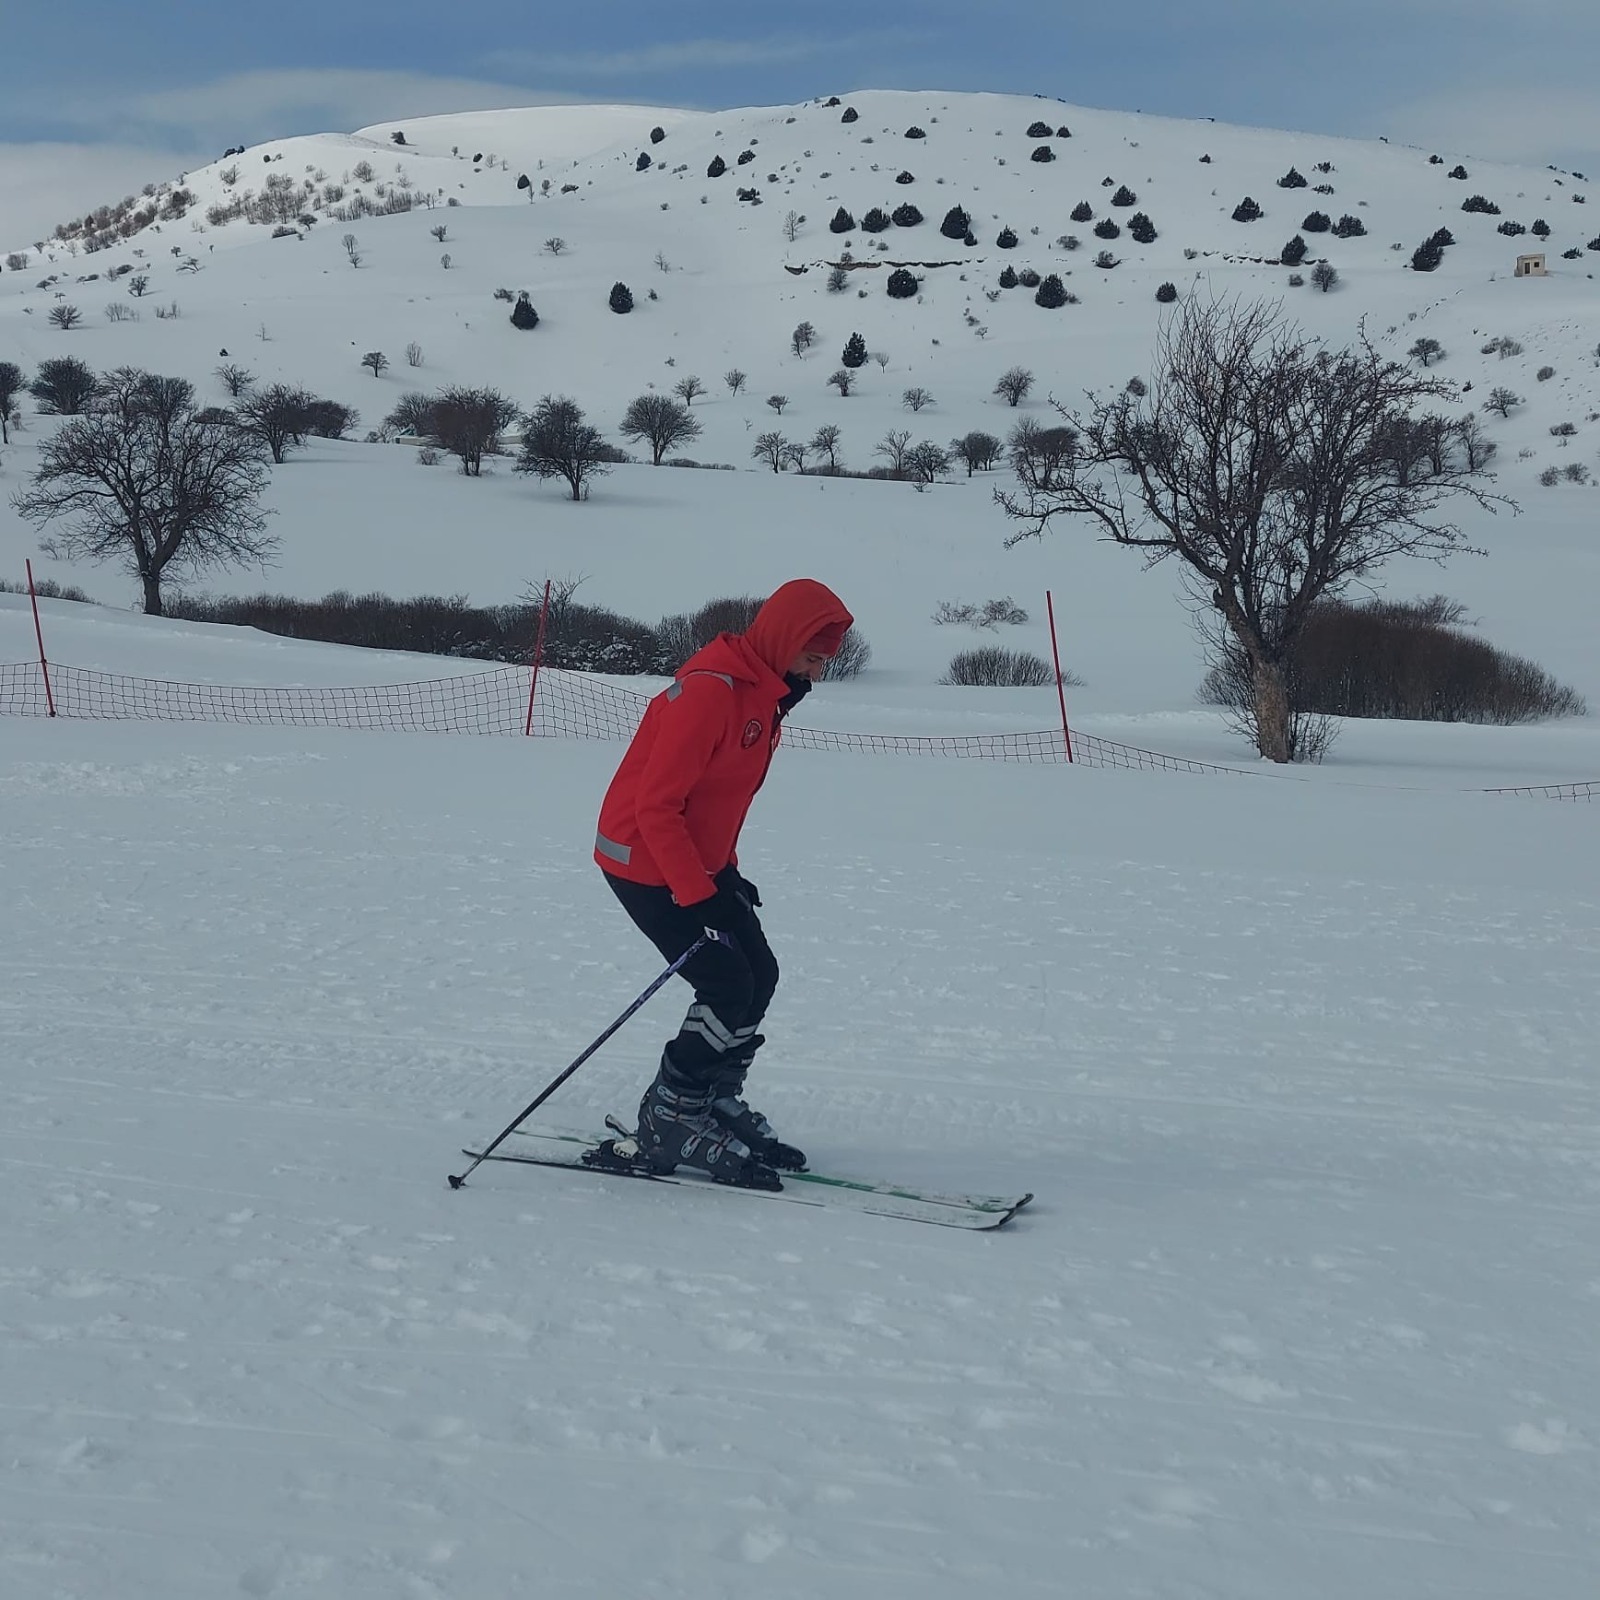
[786,649,832,682]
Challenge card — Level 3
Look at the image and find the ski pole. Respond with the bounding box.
[449,932,721,1189]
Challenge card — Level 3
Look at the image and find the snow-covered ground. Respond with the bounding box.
[3,634,1598,1598]
[2,88,1598,1598]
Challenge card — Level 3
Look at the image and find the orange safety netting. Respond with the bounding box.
[1,658,1593,798]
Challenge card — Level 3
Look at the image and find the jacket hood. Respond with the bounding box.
[742,579,854,678]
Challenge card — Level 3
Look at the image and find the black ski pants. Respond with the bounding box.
[603,866,779,1089]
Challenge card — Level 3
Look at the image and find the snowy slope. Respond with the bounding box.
[2,618,1598,1599]
[1,95,1598,1596]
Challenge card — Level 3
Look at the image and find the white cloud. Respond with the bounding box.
[0,143,187,252]
[14,69,583,157]
[483,35,854,78]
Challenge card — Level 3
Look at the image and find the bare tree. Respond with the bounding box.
[783,439,809,473]
[48,304,83,330]
[1455,412,1497,471]
[724,369,747,397]
[543,237,567,256]
[11,366,275,616]
[751,431,788,472]
[430,224,448,243]
[0,361,25,444]
[996,296,1510,762]
[828,368,855,396]
[215,362,255,398]
[405,341,424,368]
[791,321,817,357]
[672,374,706,407]
[810,423,843,473]
[127,274,150,298]
[906,440,949,482]
[902,386,934,412]
[1310,262,1338,293]
[949,429,1002,476]
[872,351,890,373]
[361,350,389,378]
[29,356,98,415]
[236,383,317,464]
[1408,337,1444,367]
[766,394,789,415]
[515,394,613,501]
[1483,386,1520,418]
[1008,416,1081,491]
[874,429,913,477]
[994,366,1034,406]
[431,385,520,475]
[782,209,805,243]
[342,233,362,267]
[620,392,702,465]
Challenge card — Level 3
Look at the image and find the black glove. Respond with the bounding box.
[732,870,761,910]
[686,888,745,938]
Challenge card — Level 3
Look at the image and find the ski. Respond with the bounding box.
[460,1124,1032,1231]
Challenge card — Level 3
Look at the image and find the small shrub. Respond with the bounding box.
[998,265,1018,289]
[1026,120,1053,138]
[1281,234,1309,266]
[886,267,918,298]
[1094,250,1120,269]
[1155,281,1178,303]
[941,646,1064,688]
[1537,365,1556,381]
[996,225,1018,248]
[1277,167,1308,189]
[1111,185,1137,206]
[892,202,923,226]
[707,156,726,178]
[1332,214,1366,238]
[1539,466,1562,486]
[905,126,926,139]
[1071,200,1094,222]
[841,107,858,123]
[1302,211,1331,233]
[609,281,634,314]
[1232,197,1263,223]
[1449,164,1468,180]
[1031,146,1055,163]
[1128,212,1157,244]
[933,596,1029,628]
[829,206,855,233]
[939,205,971,240]
[1094,218,1121,239]
[1497,219,1527,237]
[861,207,891,233]
[1461,195,1500,214]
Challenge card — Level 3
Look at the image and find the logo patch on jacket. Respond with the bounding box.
[741,717,764,749]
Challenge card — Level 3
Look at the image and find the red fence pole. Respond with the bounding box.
[1045,588,1073,764]
[26,561,58,718]
[523,579,552,736]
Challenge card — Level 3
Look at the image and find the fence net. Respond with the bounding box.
[1,657,1592,798]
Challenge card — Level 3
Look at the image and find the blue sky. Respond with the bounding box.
[4,2,1599,238]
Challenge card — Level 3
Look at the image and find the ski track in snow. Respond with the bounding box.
[2,719,1597,1598]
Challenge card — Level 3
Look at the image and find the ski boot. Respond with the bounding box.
[709,1041,807,1172]
[635,1058,781,1191]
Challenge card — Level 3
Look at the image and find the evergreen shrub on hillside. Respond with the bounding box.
[1302,211,1331,232]
[609,282,634,314]
[892,202,923,226]
[1071,201,1094,222]
[1155,281,1178,302]
[861,207,891,232]
[1031,146,1055,163]
[1232,197,1264,222]
[1026,121,1052,138]
[830,206,855,233]
[886,268,918,298]
[940,205,971,240]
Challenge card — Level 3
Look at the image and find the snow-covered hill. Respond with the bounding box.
[4,89,1598,497]
[3,92,1600,1600]
[2,88,1597,728]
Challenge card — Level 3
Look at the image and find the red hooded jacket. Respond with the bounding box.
[594,579,854,907]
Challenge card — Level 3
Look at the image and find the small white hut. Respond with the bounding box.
[1514,253,1548,278]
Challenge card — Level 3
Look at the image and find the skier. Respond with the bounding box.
[594,578,854,1186]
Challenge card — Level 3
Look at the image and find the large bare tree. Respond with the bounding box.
[12,366,275,615]
[619,392,702,465]
[514,395,612,501]
[430,385,520,475]
[996,297,1509,761]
